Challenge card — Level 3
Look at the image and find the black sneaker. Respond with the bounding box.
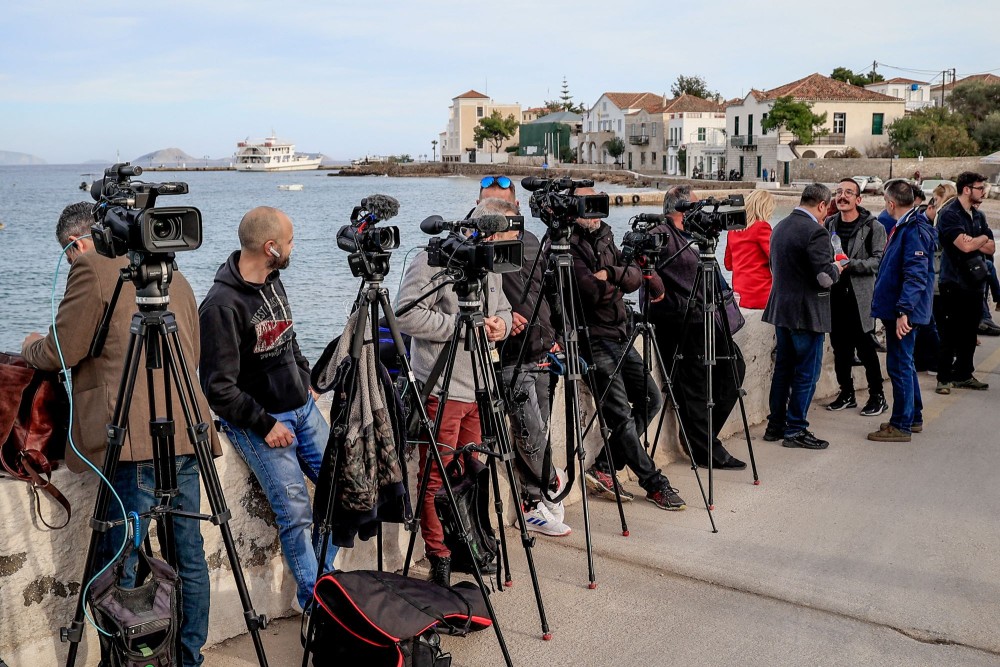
[585,467,634,501]
[860,393,888,417]
[782,430,830,450]
[646,486,686,511]
[763,424,784,441]
[429,555,451,588]
[826,390,857,411]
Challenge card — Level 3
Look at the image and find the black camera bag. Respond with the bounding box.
[434,452,498,575]
[88,547,180,667]
[308,570,492,667]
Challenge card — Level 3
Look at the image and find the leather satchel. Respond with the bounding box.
[0,351,71,528]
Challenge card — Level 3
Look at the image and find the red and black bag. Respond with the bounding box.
[308,570,492,667]
[0,352,71,528]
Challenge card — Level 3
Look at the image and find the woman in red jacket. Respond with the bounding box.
[724,188,775,309]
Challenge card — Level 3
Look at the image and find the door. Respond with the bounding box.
[628,152,632,170]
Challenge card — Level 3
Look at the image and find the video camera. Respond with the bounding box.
[90,163,202,258]
[521,177,609,232]
[621,213,670,265]
[676,195,747,238]
[421,213,522,277]
[336,194,401,277]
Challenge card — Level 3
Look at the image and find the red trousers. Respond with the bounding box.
[418,396,481,558]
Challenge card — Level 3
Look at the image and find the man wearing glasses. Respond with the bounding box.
[823,178,888,417]
[934,172,995,393]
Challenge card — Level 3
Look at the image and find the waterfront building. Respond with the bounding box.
[864,77,934,112]
[438,90,521,164]
[725,73,904,184]
[930,73,1000,107]
[517,111,583,164]
[580,92,659,165]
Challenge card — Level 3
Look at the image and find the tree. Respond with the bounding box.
[973,111,1000,154]
[671,74,715,100]
[473,111,520,159]
[830,66,884,86]
[949,82,1000,124]
[677,147,687,176]
[887,107,979,157]
[559,145,576,164]
[605,136,626,167]
[760,96,828,145]
[558,77,585,113]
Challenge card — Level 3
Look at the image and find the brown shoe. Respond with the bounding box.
[880,421,922,433]
[868,424,911,442]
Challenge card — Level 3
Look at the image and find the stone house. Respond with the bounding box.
[580,92,660,165]
[725,73,905,184]
[439,89,521,164]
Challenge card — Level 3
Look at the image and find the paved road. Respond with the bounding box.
[208,336,1000,666]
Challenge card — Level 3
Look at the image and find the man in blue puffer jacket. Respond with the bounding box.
[868,181,937,442]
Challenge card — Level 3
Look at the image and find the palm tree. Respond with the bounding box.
[431,140,438,162]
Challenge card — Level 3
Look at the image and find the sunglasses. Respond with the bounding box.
[480,175,513,190]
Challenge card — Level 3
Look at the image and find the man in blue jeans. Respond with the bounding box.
[763,184,842,449]
[200,206,336,610]
[22,202,220,666]
[869,182,936,442]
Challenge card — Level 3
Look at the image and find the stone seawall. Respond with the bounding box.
[790,156,998,183]
[0,310,866,663]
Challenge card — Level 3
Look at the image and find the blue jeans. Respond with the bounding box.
[95,455,209,667]
[884,320,923,433]
[768,327,825,437]
[220,397,338,607]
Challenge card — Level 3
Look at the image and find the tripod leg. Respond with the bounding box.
[487,456,511,589]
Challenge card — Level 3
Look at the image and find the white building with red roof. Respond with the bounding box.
[438,90,521,164]
[864,77,933,111]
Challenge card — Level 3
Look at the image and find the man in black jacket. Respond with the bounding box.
[199,206,336,612]
[763,184,842,450]
[823,177,888,416]
[570,188,685,511]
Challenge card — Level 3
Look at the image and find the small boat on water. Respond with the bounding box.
[278,184,304,191]
[234,133,322,172]
[79,172,98,191]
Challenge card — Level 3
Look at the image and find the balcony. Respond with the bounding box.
[730,135,757,149]
[811,133,846,145]
[628,134,649,145]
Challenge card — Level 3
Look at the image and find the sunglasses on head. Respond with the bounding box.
[480,175,513,190]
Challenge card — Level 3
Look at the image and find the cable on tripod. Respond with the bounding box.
[50,237,127,637]
[393,246,424,307]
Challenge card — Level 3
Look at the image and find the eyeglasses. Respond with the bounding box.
[833,188,859,197]
[480,175,513,190]
[970,185,987,192]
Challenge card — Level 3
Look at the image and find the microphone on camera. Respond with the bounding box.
[420,214,510,235]
[360,194,400,221]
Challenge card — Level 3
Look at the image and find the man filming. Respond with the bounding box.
[396,203,513,586]
[645,185,748,470]
[569,188,686,511]
[21,202,220,666]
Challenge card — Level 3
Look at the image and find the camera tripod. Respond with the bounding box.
[396,263,552,649]
[651,231,760,509]
[62,253,268,667]
[508,223,631,589]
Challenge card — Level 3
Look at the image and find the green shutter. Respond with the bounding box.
[872,113,884,136]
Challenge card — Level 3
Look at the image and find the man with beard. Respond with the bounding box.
[199,206,337,612]
[823,177,888,416]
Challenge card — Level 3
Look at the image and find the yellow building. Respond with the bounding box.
[439,90,522,164]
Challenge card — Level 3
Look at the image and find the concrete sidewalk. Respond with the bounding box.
[208,337,1000,666]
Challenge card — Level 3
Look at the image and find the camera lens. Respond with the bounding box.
[151,217,179,240]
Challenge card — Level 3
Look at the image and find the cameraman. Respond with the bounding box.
[395,205,513,586]
[645,185,748,470]
[21,202,220,666]
[568,188,686,511]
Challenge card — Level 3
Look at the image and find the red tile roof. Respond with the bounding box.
[761,73,900,102]
[870,77,929,86]
[932,73,1000,92]
[662,93,724,113]
[601,92,661,111]
[454,89,490,99]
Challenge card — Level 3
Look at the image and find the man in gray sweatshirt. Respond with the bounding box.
[396,210,513,587]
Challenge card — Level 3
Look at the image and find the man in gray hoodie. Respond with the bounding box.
[396,209,513,587]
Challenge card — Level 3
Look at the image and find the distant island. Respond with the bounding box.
[0,150,46,165]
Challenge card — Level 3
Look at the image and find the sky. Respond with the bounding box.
[2,0,997,164]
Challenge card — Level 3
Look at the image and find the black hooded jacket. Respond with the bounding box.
[199,251,312,437]
[567,221,642,342]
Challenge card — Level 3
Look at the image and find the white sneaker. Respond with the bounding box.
[523,501,571,537]
[542,467,568,523]
[542,499,566,524]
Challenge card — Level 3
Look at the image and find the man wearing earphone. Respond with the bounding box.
[199,206,336,613]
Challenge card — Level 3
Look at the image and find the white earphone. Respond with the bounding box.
[268,246,281,258]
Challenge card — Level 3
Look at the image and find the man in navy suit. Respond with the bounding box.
[763,184,843,450]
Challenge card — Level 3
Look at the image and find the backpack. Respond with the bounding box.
[434,451,498,576]
[308,570,492,667]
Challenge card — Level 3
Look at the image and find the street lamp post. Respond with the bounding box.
[431,140,437,162]
[889,153,899,179]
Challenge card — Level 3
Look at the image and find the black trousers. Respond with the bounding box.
[937,282,982,383]
[656,322,745,464]
[829,286,883,394]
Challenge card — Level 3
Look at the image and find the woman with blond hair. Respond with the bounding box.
[724,188,775,309]
[914,182,959,373]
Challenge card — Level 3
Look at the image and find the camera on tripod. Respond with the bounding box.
[420,214,523,277]
[90,163,202,258]
[521,177,609,231]
[677,195,747,238]
[336,194,401,277]
[621,213,670,265]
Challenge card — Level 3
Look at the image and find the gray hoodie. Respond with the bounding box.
[395,249,512,403]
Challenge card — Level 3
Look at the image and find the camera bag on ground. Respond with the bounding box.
[308,569,492,667]
[0,351,71,528]
[88,545,180,667]
[434,451,498,576]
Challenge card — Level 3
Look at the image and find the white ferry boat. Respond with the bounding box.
[234,134,322,172]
